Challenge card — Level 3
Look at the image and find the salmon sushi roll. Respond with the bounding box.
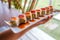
[40,8,46,17]
[25,12,32,21]
[10,17,19,27]
[48,6,53,14]
[36,10,40,17]
[45,7,50,15]
[31,10,36,20]
[18,14,27,25]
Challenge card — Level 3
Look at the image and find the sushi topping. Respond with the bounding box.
[49,6,53,8]
[18,15,24,19]
[48,6,53,10]
[11,17,17,21]
[45,7,49,10]
[41,8,46,10]
[36,10,40,12]
[31,10,36,14]
[25,12,30,16]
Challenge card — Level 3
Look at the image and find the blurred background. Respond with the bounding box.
[0,0,60,40]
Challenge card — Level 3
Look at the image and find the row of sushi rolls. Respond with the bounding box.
[7,6,53,28]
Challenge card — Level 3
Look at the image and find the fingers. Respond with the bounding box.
[32,15,53,28]
[48,15,53,19]
[40,19,48,24]
[40,15,53,24]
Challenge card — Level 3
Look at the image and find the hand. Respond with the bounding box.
[39,15,53,24]
[31,15,53,28]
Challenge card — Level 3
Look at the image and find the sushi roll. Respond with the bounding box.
[48,6,53,14]
[36,10,40,17]
[31,10,38,19]
[45,7,50,15]
[18,14,27,25]
[31,10,37,20]
[10,17,19,27]
[40,8,46,17]
[25,12,32,21]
